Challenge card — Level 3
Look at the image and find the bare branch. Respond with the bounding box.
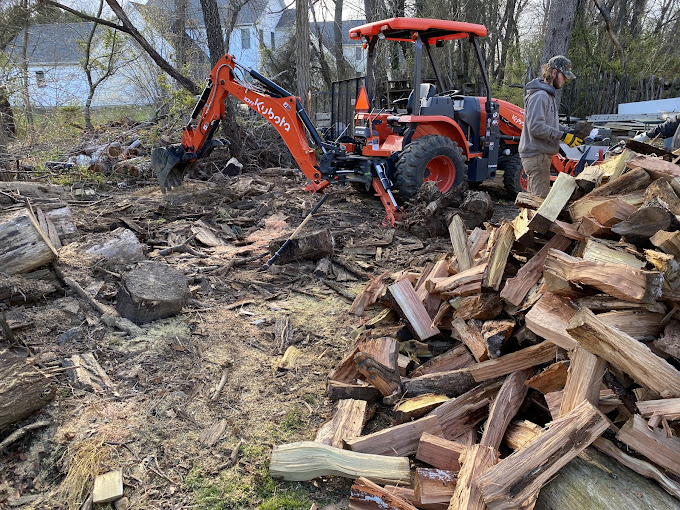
[38,0,130,33]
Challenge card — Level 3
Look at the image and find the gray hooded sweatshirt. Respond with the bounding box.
[518,78,565,158]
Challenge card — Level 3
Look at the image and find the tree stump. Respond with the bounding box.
[268,229,334,265]
[0,349,55,432]
[116,262,187,324]
[0,208,58,275]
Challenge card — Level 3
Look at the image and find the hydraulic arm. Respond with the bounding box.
[152,54,331,193]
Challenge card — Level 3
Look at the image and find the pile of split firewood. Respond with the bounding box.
[270,142,680,509]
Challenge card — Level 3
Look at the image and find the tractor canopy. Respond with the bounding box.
[349,17,487,44]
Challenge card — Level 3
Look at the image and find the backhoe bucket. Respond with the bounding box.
[152,146,188,193]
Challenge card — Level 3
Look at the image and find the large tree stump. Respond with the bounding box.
[0,349,55,432]
[116,262,187,324]
[0,208,58,274]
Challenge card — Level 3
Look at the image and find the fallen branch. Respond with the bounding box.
[0,420,50,450]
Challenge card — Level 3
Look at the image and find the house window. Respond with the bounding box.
[355,46,362,60]
[241,28,250,50]
[270,32,275,49]
[35,70,46,87]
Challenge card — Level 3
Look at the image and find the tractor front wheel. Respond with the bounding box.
[501,153,527,197]
[395,135,468,201]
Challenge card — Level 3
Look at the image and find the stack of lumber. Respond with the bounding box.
[270,147,680,509]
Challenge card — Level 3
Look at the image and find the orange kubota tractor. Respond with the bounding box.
[152,17,574,224]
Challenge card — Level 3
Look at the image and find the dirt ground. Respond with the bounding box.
[0,162,518,509]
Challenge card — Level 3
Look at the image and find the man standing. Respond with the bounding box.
[633,114,680,150]
[519,56,581,197]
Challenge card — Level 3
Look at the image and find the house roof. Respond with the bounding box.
[275,10,365,45]
[141,0,279,27]
[6,22,95,65]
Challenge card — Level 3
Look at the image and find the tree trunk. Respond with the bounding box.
[541,0,578,103]
[295,0,311,111]
[0,349,55,432]
[20,0,34,129]
[333,0,347,78]
[173,0,188,69]
[199,0,224,67]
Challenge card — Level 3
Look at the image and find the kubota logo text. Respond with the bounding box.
[244,92,291,132]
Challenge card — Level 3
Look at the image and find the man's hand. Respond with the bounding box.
[633,133,650,143]
[561,132,583,148]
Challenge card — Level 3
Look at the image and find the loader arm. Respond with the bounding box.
[153,54,329,192]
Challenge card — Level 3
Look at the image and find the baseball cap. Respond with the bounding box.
[548,55,576,79]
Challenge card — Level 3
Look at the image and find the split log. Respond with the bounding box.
[611,205,671,243]
[596,310,665,341]
[480,368,532,450]
[558,347,606,416]
[651,230,680,258]
[468,228,489,259]
[0,348,56,432]
[577,214,613,238]
[628,154,680,181]
[354,352,401,398]
[449,215,472,271]
[589,198,637,226]
[575,164,604,193]
[549,220,585,241]
[528,172,577,234]
[574,295,666,313]
[452,293,505,321]
[344,414,443,457]
[315,399,368,448]
[511,208,535,245]
[0,208,57,274]
[268,229,334,265]
[514,192,544,210]
[450,318,487,362]
[654,320,680,359]
[116,261,188,324]
[269,442,411,485]
[481,221,514,290]
[402,369,477,398]
[350,272,388,316]
[566,307,680,398]
[481,319,515,359]
[643,178,680,215]
[524,361,569,394]
[410,345,474,378]
[525,292,579,350]
[384,486,448,510]
[475,401,610,510]
[426,379,503,440]
[588,166,651,197]
[645,249,680,289]
[581,238,645,269]
[429,264,486,294]
[413,468,456,506]
[388,279,440,340]
[636,398,680,421]
[544,249,663,304]
[349,477,417,510]
[416,432,465,472]
[468,342,556,383]
[569,192,644,222]
[327,380,382,402]
[449,444,498,510]
[415,261,449,317]
[394,394,449,424]
[501,234,571,306]
[616,414,680,477]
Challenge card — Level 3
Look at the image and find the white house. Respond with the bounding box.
[3,22,155,108]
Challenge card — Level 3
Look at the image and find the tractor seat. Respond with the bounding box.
[406,83,436,114]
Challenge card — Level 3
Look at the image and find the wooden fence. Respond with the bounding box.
[561,67,680,117]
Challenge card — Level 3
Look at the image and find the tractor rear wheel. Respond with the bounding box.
[501,153,527,197]
[395,135,467,201]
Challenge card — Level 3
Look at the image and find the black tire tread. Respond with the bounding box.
[501,153,524,197]
[395,135,468,200]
